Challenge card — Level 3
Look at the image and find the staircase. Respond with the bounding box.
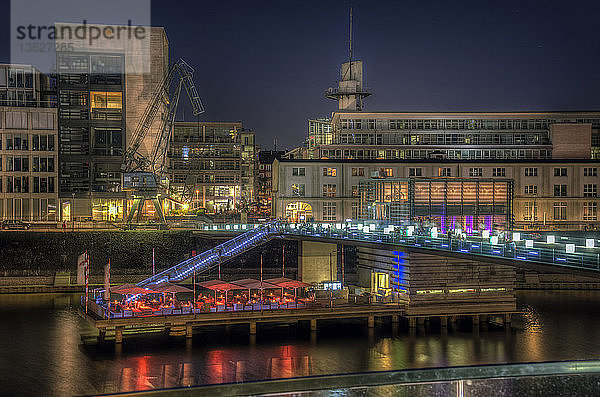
[137,222,281,286]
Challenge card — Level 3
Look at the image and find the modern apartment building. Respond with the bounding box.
[167,121,258,214]
[273,158,600,231]
[0,64,58,221]
[56,26,169,221]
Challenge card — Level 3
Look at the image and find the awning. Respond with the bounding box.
[196,280,247,291]
[150,282,193,293]
[111,285,159,295]
[232,278,280,290]
[265,277,312,289]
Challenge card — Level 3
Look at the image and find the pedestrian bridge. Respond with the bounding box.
[138,222,600,287]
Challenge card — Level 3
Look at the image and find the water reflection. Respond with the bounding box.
[1,291,600,396]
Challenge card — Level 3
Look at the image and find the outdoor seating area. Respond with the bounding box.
[92,278,314,319]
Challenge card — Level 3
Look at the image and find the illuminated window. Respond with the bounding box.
[438,167,451,177]
[292,184,305,197]
[380,168,393,177]
[323,167,337,177]
[524,201,538,221]
[90,91,122,109]
[322,184,336,197]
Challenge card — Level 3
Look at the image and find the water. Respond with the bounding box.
[1,291,600,396]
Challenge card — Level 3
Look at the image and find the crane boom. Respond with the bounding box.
[121,59,204,227]
[122,59,204,174]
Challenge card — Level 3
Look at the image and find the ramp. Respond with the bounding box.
[138,222,280,286]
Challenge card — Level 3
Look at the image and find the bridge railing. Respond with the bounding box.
[146,221,600,276]
[279,222,600,271]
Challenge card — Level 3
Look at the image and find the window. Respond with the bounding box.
[351,167,364,176]
[90,91,122,109]
[409,168,422,177]
[292,184,305,197]
[438,168,451,177]
[469,167,482,177]
[554,167,567,177]
[584,202,598,221]
[584,184,597,197]
[323,202,336,221]
[525,168,538,177]
[553,202,567,220]
[31,113,54,130]
[553,185,567,197]
[584,167,597,177]
[351,185,359,197]
[492,168,506,177]
[380,168,393,177]
[323,167,337,177]
[351,201,359,219]
[5,111,28,129]
[292,167,305,176]
[322,184,336,197]
[524,202,538,221]
[524,185,538,195]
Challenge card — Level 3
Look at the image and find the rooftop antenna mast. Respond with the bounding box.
[349,7,353,79]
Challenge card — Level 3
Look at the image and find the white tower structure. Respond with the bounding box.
[326,8,371,111]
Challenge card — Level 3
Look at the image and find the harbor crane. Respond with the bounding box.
[121,59,204,227]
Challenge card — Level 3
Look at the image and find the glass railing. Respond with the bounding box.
[173,360,600,396]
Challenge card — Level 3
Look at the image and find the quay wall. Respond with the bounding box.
[0,231,298,278]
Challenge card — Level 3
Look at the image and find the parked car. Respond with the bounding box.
[1,220,31,230]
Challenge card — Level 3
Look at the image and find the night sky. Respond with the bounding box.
[2,0,600,149]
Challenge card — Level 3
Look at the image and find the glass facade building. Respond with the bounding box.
[359,178,513,232]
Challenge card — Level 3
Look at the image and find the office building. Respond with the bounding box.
[273,158,600,231]
[167,121,257,214]
[0,64,58,221]
[56,26,169,221]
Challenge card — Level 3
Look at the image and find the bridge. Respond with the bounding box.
[138,222,600,287]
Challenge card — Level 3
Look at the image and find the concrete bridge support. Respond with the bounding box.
[298,241,338,284]
[115,326,123,344]
[186,323,193,339]
[367,315,375,328]
[440,316,448,328]
[249,321,257,335]
[310,318,317,332]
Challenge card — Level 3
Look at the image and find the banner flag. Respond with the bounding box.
[77,252,87,285]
